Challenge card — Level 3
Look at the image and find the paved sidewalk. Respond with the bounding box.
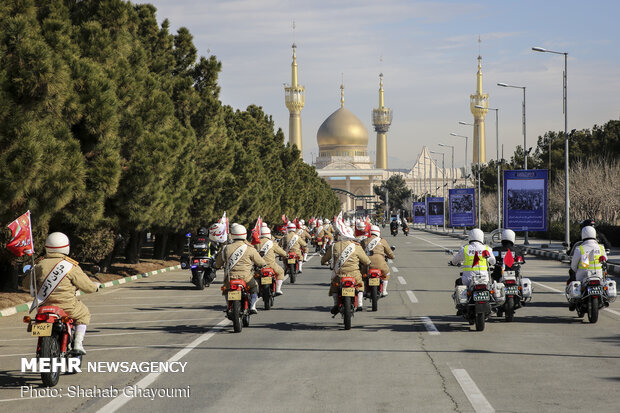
[413,225,620,276]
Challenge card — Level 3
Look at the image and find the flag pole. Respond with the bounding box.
[27,211,38,313]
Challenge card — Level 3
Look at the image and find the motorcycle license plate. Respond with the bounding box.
[342,287,355,297]
[368,277,380,286]
[261,277,272,285]
[228,290,242,301]
[588,286,603,295]
[317,242,322,245]
[287,259,296,264]
[31,323,53,337]
[473,290,490,302]
[505,285,519,295]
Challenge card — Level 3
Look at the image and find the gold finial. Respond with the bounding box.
[379,73,384,108]
[340,83,344,107]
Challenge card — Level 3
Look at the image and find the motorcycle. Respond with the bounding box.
[363,268,384,312]
[402,225,409,236]
[256,267,277,310]
[23,306,82,387]
[333,276,359,330]
[189,256,216,290]
[226,279,251,333]
[285,252,300,283]
[315,236,323,253]
[390,225,398,237]
[453,273,495,331]
[492,253,532,322]
[566,261,616,323]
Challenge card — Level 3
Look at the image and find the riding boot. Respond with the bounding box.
[249,293,258,314]
[73,324,87,355]
[275,280,284,296]
[330,293,339,314]
[356,291,364,311]
[299,260,303,273]
[381,280,389,297]
[303,253,308,262]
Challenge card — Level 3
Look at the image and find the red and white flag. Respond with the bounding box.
[251,216,262,245]
[6,211,34,257]
[503,249,514,268]
[281,214,288,224]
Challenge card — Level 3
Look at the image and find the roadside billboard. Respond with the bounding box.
[413,202,426,224]
[449,188,476,227]
[503,169,548,231]
[426,197,444,225]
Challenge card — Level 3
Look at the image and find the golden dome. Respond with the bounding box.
[317,107,369,148]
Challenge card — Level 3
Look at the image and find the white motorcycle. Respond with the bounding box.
[566,261,616,323]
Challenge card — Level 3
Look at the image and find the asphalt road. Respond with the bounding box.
[1,229,619,413]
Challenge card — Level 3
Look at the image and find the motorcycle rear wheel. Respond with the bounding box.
[289,264,296,284]
[505,297,515,322]
[40,335,61,387]
[588,296,599,324]
[194,271,205,290]
[370,285,378,312]
[232,301,242,333]
[343,296,352,330]
[262,285,272,310]
[475,312,485,331]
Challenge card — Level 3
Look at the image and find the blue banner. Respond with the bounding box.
[426,197,444,225]
[503,169,548,231]
[449,188,476,227]
[413,202,426,224]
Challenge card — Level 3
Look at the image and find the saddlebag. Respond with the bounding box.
[566,281,581,300]
[493,282,505,304]
[520,278,533,298]
[453,285,468,305]
[605,279,617,302]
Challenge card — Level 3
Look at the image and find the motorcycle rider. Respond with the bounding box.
[451,228,496,288]
[567,219,611,282]
[256,227,287,296]
[361,225,395,297]
[282,222,307,272]
[389,219,398,235]
[321,222,371,313]
[491,229,526,282]
[296,220,312,261]
[570,226,607,284]
[216,223,266,314]
[28,232,99,354]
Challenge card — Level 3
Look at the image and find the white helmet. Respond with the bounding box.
[469,228,484,243]
[261,222,268,228]
[501,229,516,244]
[45,232,70,255]
[300,219,305,225]
[370,225,381,237]
[286,222,297,233]
[355,220,366,231]
[260,227,272,239]
[318,219,324,225]
[230,223,247,240]
[581,226,596,241]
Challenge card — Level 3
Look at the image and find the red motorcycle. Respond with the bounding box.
[23,306,82,387]
[285,252,300,284]
[226,279,251,333]
[257,267,277,310]
[334,276,359,330]
[315,237,323,253]
[364,269,384,312]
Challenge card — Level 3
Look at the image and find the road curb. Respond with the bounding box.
[0,264,182,318]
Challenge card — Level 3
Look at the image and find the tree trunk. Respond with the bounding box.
[153,233,169,260]
[125,230,142,264]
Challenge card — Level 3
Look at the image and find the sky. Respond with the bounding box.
[143,0,620,170]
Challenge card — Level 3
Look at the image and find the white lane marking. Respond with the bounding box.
[391,266,399,273]
[418,316,439,335]
[90,317,219,327]
[406,241,411,244]
[387,259,393,264]
[451,368,495,413]
[98,318,230,413]
[88,300,220,308]
[534,281,620,317]
[397,276,406,285]
[412,235,454,251]
[406,290,418,303]
[0,330,161,343]
[99,288,120,296]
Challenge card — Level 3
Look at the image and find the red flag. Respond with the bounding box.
[472,251,480,267]
[251,216,262,245]
[6,211,34,257]
[294,218,300,229]
[503,248,514,268]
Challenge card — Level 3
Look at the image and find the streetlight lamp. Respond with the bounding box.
[533,46,570,247]
[450,132,470,188]
[476,104,501,231]
[438,143,455,188]
[497,82,529,245]
[430,150,446,231]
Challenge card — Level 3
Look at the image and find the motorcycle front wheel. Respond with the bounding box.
[194,270,205,290]
[232,301,242,333]
[588,296,599,324]
[40,335,61,387]
[475,311,485,331]
[370,285,378,312]
[343,296,352,330]
[289,264,296,284]
[505,297,515,322]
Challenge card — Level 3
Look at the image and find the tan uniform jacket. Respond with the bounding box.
[216,240,266,284]
[255,238,286,279]
[28,252,98,324]
[322,240,370,295]
[297,228,312,244]
[361,235,395,278]
[282,232,307,256]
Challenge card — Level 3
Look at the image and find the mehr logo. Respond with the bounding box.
[22,358,81,373]
[21,358,188,374]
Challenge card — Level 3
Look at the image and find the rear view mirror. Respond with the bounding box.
[390,246,396,251]
[22,264,32,274]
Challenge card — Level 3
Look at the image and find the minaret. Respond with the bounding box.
[470,56,488,164]
[284,43,305,158]
[372,73,392,169]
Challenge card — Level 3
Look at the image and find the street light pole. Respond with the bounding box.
[477,105,500,231]
[498,82,529,244]
[533,46,570,247]
[438,143,455,189]
[431,151,446,231]
[450,132,470,188]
